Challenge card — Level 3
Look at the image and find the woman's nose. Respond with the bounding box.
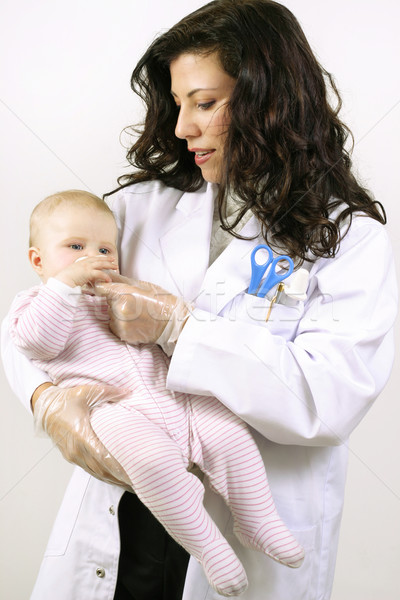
[175,107,201,140]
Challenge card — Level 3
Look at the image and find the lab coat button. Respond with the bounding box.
[109,505,115,515]
[96,567,106,578]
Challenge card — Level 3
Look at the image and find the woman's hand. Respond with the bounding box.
[33,384,132,488]
[94,276,192,353]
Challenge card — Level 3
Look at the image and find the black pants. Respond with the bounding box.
[113,492,190,600]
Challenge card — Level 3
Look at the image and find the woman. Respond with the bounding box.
[1,1,397,599]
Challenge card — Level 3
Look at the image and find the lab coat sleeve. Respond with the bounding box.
[168,219,397,446]
[1,314,49,413]
[8,279,81,361]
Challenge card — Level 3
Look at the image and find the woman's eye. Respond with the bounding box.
[70,244,83,250]
[99,248,109,255]
[198,101,216,110]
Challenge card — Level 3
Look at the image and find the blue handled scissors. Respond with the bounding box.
[248,244,294,297]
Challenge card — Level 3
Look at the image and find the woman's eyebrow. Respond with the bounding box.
[171,87,218,98]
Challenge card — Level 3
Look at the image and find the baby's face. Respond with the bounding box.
[33,205,119,282]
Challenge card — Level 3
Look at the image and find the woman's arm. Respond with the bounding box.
[31,382,54,411]
[105,185,397,447]
[167,220,397,446]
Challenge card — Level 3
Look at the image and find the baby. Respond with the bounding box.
[9,190,304,597]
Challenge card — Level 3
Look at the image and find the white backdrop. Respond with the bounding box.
[1,1,399,598]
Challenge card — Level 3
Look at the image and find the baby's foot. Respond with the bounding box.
[234,519,305,568]
[201,538,248,597]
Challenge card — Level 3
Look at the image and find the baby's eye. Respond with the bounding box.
[70,243,83,250]
[99,248,110,255]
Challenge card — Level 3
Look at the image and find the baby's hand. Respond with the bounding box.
[54,256,118,288]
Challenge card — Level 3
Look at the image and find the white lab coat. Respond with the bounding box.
[1,180,397,600]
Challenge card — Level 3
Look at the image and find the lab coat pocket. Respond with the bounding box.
[289,523,317,553]
[44,470,90,556]
[223,524,318,600]
[227,292,304,340]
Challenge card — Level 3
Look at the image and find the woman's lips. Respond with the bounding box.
[190,149,216,166]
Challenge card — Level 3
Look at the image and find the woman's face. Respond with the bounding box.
[170,52,236,184]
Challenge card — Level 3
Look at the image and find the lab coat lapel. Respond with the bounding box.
[160,183,216,301]
[196,216,263,314]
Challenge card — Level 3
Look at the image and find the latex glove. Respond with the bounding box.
[34,384,132,488]
[94,276,192,354]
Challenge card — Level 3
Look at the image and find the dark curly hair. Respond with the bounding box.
[112,0,385,262]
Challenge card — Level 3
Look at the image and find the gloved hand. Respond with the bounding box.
[34,384,132,488]
[94,276,193,355]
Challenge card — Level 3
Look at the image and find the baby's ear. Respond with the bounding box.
[28,247,43,276]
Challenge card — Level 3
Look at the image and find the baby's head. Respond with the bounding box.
[29,190,118,282]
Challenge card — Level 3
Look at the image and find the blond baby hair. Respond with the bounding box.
[29,190,114,246]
